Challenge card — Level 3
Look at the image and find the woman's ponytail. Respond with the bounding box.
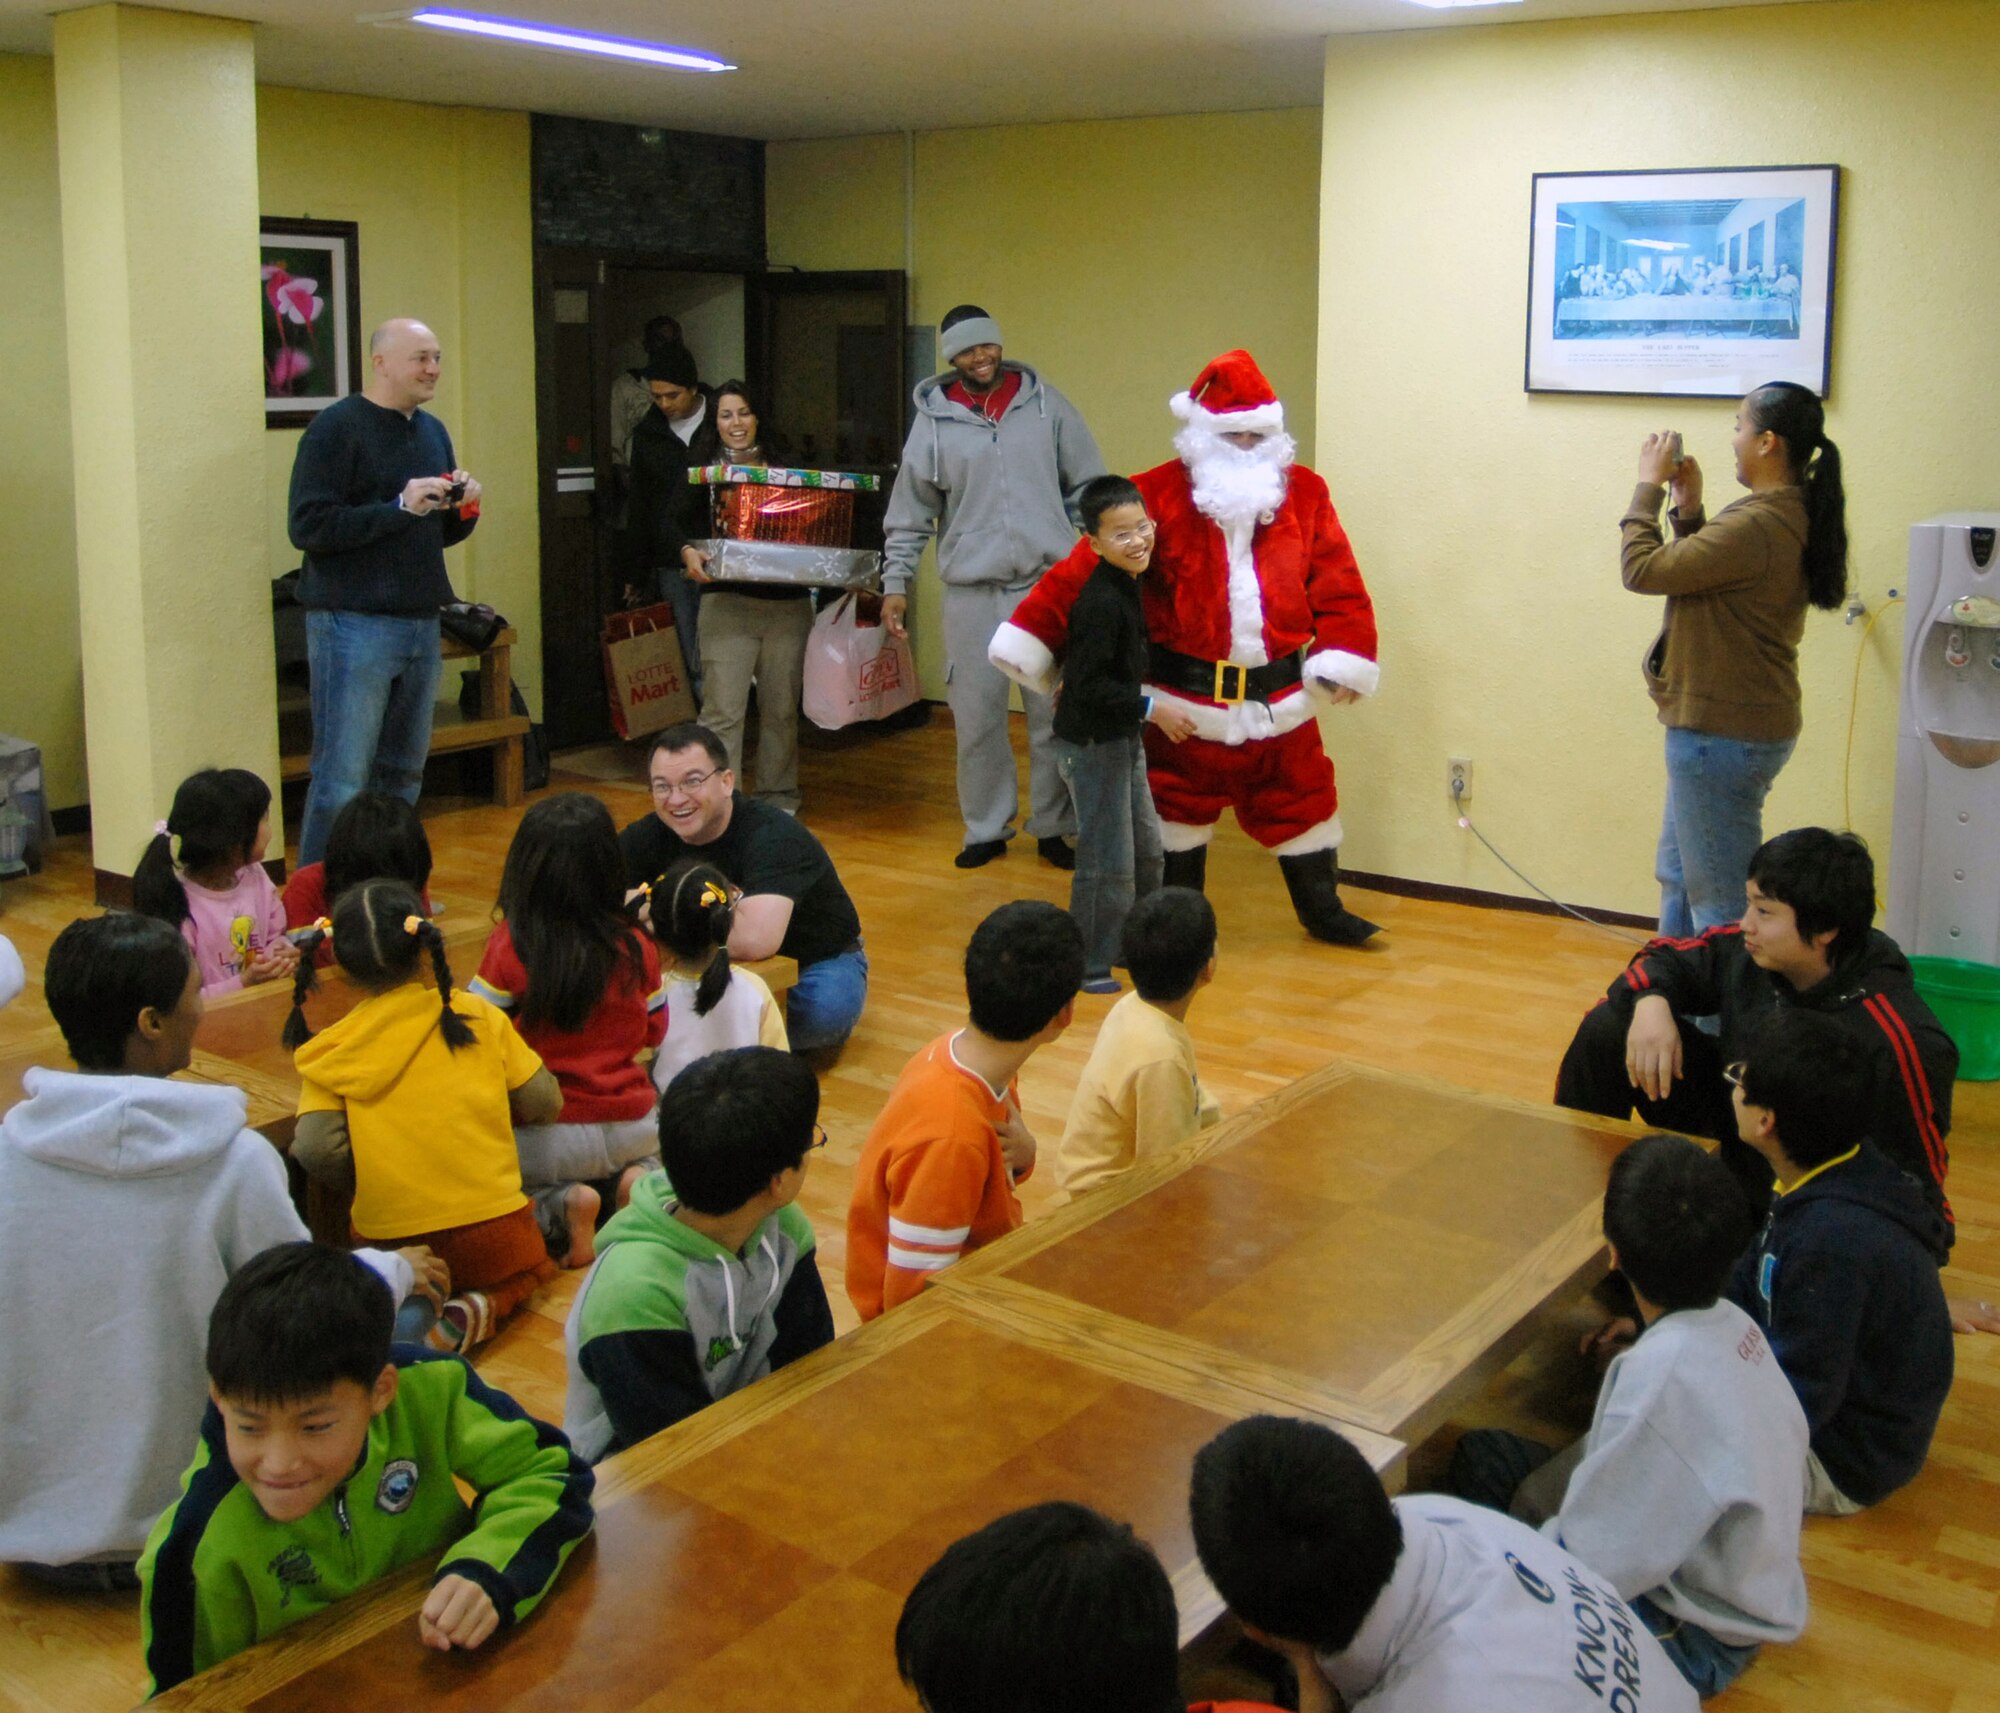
[132,823,188,929]
[409,917,475,1051]
[1748,380,1847,611]
[279,922,329,1050]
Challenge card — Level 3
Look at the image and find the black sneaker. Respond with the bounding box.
[955,839,1009,870]
[1037,836,1077,871]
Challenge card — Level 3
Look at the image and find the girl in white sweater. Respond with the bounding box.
[642,859,788,1096]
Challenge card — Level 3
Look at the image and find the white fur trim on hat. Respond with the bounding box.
[940,316,1004,363]
[1169,389,1286,436]
[988,621,1057,698]
[1303,649,1380,698]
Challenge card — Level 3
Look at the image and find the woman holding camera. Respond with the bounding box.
[1620,381,1848,936]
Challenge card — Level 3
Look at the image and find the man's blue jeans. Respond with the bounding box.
[787,944,867,1053]
[299,611,445,866]
[1657,728,1796,939]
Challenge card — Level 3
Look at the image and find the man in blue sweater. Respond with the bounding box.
[288,317,482,865]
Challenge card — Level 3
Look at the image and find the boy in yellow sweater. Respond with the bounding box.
[1055,887,1219,1198]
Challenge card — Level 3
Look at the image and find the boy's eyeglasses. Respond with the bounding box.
[807,1124,829,1152]
[1105,521,1157,549]
[1722,1061,1747,1090]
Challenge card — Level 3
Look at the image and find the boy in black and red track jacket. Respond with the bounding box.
[1555,828,1956,1237]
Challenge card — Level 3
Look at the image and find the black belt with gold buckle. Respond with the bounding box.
[1147,644,1304,706]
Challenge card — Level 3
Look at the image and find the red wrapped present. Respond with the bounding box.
[713,483,855,547]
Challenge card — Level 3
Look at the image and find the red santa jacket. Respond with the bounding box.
[991,456,1377,745]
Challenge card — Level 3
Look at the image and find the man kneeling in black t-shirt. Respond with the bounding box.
[620,724,866,1053]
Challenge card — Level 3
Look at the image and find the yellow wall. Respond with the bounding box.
[0,56,82,807]
[769,111,1322,696]
[0,66,537,814]
[257,88,540,708]
[1319,0,2000,915]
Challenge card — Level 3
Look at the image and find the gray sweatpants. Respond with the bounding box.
[941,582,1073,846]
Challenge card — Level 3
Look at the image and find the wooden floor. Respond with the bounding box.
[0,715,1995,1712]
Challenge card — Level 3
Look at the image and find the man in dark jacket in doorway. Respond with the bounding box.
[621,342,720,701]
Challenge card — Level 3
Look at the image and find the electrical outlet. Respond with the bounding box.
[1448,757,1473,804]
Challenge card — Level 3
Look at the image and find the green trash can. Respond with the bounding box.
[1909,956,2000,1081]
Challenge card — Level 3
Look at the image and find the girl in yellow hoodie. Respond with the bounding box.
[284,881,564,1350]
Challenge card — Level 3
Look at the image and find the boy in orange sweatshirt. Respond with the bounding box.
[846,901,1083,1318]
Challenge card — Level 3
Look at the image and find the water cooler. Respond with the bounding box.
[1886,513,2000,961]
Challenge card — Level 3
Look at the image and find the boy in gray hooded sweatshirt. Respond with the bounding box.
[882,305,1106,870]
[0,916,435,1588]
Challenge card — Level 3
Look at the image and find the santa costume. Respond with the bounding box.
[989,350,1380,944]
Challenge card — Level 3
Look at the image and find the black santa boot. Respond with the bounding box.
[1277,849,1380,946]
[1161,846,1209,893]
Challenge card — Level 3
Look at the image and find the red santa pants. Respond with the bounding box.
[1142,720,1338,850]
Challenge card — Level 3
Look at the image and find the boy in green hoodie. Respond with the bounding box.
[139,1242,593,1695]
[564,1046,837,1461]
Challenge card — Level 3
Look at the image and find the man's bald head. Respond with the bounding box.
[365,319,442,413]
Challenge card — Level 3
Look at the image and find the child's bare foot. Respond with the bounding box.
[616,1164,647,1209]
[563,1184,601,1268]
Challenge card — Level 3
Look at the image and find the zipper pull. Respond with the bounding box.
[334,1483,352,1537]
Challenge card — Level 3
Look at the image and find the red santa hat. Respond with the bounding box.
[1169,348,1285,437]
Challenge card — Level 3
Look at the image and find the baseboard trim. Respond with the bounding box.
[1338,867,1654,932]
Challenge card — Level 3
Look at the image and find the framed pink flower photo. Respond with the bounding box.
[260,217,362,428]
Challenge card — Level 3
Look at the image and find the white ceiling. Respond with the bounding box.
[0,0,1821,139]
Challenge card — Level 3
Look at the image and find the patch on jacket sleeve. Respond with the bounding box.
[375,1458,421,1514]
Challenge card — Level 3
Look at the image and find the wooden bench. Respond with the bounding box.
[147,1284,1403,1712]
[278,628,531,808]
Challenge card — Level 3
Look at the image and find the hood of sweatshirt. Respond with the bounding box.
[1780,1139,1952,1264]
[910,359,1046,424]
[292,980,462,1102]
[1793,929,1923,1012]
[0,1067,250,1177]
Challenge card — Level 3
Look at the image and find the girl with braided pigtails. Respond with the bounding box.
[643,858,790,1098]
[282,880,563,1353]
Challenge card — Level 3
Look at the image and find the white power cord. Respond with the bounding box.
[1451,776,1648,945]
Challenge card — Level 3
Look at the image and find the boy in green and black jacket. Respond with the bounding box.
[140,1243,592,1696]
[565,1047,835,1462]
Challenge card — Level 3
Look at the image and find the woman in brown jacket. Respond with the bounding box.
[1621,382,1848,936]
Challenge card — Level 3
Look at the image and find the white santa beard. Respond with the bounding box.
[1175,424,1297,666]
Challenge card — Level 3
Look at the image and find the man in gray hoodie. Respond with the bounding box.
[882,306,1106,870]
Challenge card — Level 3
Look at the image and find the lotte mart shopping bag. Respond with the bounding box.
[802,593,919,730]
[602,604,696,740]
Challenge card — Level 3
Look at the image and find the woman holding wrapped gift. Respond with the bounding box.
[680,382,816,815]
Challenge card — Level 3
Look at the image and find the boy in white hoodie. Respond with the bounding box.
[1452,1134,1809,1698]
[0,915,437,1589]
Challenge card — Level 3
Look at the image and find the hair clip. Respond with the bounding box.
[403,914,424,936]
[153,820,171,838]
[701,882,730,909]
[312,917,333,938]
[634,880,653,901]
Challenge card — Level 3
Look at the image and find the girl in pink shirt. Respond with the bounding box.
[133,769,298,996]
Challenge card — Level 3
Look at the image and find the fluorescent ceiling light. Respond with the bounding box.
[1400,1,1523,9]
[1624,238,1689,251]
[405,9,735,71]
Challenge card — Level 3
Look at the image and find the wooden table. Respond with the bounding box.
[149,1285,1402,1712]
[943,1061,1652,1444]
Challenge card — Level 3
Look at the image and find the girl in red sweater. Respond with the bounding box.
[473,794,667,1267]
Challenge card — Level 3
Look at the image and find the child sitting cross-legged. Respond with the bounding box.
[1723,1008,1955,1514]
[471,793,669,1269]
[1451,1133,1808,1699]
[564,1046,835,1460]
[642,858,790,1097]
[139,1242,593,1695]
[285,880,564,1352]
[0,916,438,1592]
[1056,886,1221,1199]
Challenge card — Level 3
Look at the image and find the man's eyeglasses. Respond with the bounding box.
[650,770,717,799]
[1722,1061,1747,1090]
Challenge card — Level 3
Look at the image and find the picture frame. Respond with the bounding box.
[1524,165,1839,399]
[260,217,363,428]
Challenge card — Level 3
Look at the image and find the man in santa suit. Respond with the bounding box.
[989,350,1380,945]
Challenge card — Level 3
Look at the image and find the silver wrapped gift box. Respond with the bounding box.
[694,538,882,590]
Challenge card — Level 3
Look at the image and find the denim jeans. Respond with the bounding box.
[787,943,868,1052]
[1657,728,1797,938]
[655,564,704,704]
[1633,1594,1760,1699]
[1054,735,1164,980]
[299,611,445,866]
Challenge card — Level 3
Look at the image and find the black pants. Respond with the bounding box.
[1554,1002,1773,1218]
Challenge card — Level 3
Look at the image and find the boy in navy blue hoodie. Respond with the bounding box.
[1724,1009,1954,1513]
